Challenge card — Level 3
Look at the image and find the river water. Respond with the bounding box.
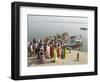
[27,15,88,52]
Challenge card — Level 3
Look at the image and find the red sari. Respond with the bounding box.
[50,46,54,58]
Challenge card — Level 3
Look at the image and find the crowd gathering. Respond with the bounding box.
[28,38,70,64]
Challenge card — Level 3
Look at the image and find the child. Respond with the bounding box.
[76,52,79,61]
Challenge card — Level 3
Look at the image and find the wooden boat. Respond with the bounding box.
[80,27,87,30]
[64,36,84,49]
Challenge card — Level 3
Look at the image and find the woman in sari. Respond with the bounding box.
[63,46,68,63]
[53,45,58,63]
[50,44,54,58]
[57,44,62,58]
[46,44,50,58]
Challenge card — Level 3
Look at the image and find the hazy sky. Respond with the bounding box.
[27,15,88,41]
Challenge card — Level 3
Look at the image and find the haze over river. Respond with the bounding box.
[27,15,88,52]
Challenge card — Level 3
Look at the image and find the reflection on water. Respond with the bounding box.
[27,15,88,52]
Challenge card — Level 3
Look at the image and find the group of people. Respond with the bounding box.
[28,38,70,64]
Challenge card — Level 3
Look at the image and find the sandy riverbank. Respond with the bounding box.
[28,50,88,67]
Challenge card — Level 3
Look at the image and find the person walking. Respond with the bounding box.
[76,52,80,61]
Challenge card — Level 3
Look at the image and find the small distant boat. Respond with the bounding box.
[80,27,87,30]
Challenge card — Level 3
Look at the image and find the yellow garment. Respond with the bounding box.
[54,48,58,63]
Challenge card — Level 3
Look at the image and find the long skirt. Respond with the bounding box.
[54,48,58,63]
[57,48,61,58]
[50,47,54,58]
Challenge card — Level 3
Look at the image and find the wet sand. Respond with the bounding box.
[28,50,88,67]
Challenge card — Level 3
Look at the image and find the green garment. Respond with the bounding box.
[54,48,58,63]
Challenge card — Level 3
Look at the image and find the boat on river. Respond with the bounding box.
[64,35,84,49]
